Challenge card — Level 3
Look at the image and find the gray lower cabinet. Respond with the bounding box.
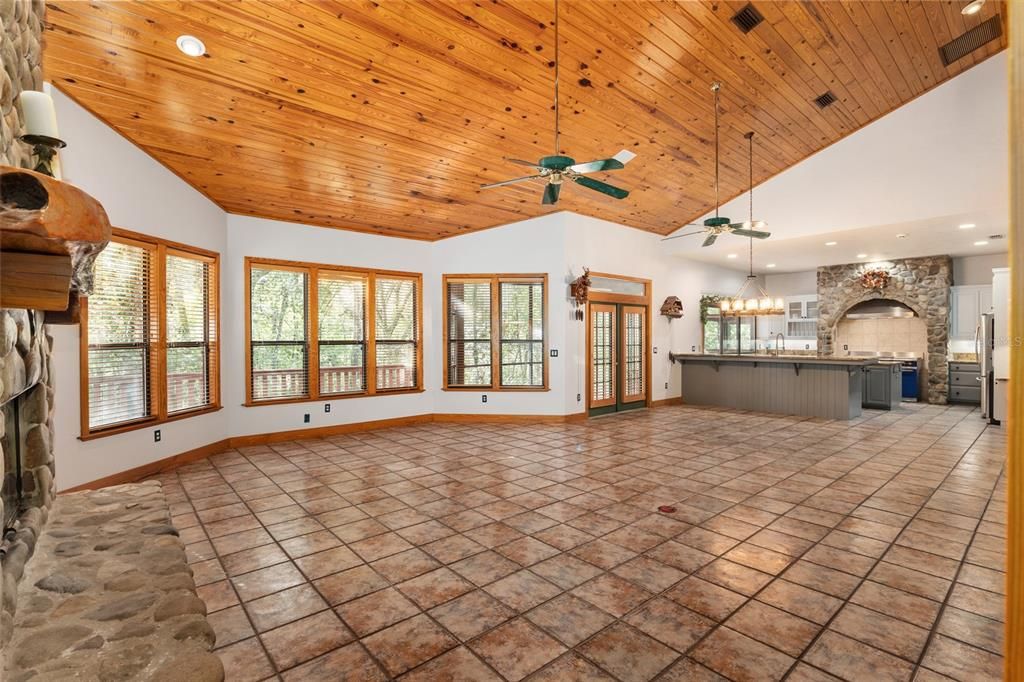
[862,363,901,410]
[949,362,981,404]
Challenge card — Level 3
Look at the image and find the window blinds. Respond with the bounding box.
[166,253,216,413]
[447,280,491,386]
[250,267,308,401]
[87,240,156,430]
[318,273,367,395]
[375,278,417,390]
[499,281,544,387]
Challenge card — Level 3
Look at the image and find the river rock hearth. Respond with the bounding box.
[3,481,223,681]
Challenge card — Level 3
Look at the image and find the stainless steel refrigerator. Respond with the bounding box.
[977,312,995,422]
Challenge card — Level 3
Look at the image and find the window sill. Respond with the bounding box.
[79,405,223,441]
[442,386,551,393]
[244,388,425,407]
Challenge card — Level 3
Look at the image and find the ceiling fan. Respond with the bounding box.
[662,82,771,247]
[480,0,635,205]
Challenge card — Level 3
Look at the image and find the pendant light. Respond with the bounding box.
[719,132,784,316]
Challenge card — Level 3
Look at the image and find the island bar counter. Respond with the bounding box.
[668,353,880,420]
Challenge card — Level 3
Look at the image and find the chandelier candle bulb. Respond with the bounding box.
[20,91,60,138]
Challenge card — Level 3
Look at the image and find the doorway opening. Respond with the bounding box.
[585,272,651,417]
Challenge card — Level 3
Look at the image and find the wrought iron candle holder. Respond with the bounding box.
[19,134,66,178]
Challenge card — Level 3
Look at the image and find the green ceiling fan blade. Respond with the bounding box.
[573,175,629,199]
[731,228,771,239]
[702,233,718,248]
[480,174,545,190]
[542,182,561,205]
[568,158,625,174]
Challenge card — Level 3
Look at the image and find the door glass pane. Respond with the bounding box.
[591,310,614,402]
[805,300,818,318]
[624,311,644,398]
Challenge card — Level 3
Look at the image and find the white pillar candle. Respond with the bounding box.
[19,91,60,139]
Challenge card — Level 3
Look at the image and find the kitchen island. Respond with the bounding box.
[669,353,880,420]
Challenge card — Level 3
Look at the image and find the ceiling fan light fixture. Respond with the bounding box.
[176,34,206,57]
[961,0,985,15]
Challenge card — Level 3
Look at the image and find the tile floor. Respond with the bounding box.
[158,403,1007,681]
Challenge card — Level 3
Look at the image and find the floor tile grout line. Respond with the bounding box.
[167,403,1002,681]
[776,411,995,680]
[910,458,1006,677]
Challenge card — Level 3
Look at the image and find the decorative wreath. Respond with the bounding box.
[859,269,890,291]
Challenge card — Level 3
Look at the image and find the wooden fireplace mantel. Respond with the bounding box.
[0,165,111,317]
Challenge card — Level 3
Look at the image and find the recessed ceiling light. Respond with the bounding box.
[857,254,868,258]
[961,0,985,15]
[176,35,206,57]
[896,233,908,239]
[766,263,776,268]
[727,254,738,259]
[825,241,837,246]
[974,240,989,246]
[959,223,976,229]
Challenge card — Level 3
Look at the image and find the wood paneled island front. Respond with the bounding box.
[669,353,880,420]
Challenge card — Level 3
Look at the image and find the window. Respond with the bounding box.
[444,274,547,390]
[245,258,421,405]
[81,231,219,438]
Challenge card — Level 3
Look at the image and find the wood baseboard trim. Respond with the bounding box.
[61,438,231,493]
[652,397,683,407]
[57,407,628,492]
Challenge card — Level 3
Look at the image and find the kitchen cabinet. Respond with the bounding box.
[862,363,901,409]
[949,285,992,340]
[785,295,818,338]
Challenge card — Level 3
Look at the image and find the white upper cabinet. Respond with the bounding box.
[785,295,818,338]
[949,285,992,340]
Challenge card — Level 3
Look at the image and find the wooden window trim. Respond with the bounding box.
[79,228,222,440]
[244,257,423,407]
[442,273,549,392]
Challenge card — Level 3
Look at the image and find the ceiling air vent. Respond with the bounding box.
[940,16,1002,66]
[731,4,764,33]
[813,91,837,109]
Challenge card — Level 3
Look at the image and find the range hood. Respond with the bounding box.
[843,298,918,320]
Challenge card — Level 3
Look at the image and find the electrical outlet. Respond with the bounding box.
[481,395,488,404]
[153,429,161,443]
[324,403,331,413]
[576,393,581,402]
[550,349,558,357]
[653,347,658,354]
[691,345,696,352]
[843,344,848,351]
[303,413,310,423]
[664,382,669,390]
[805,344,810,350]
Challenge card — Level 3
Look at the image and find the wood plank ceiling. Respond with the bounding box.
[44,1,1006,240]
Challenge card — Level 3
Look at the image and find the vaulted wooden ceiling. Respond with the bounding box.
[45,1,1006,240]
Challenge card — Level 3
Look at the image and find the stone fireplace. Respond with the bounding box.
[817,256,953,404]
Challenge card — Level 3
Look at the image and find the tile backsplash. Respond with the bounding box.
[836,317,928,357]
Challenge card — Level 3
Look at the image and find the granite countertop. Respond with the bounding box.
[669,353,880,366]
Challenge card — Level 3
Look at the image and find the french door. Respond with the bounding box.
[588,302,647,416]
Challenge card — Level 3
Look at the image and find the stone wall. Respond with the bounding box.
[817,256,953,404]
[1,0,51,659]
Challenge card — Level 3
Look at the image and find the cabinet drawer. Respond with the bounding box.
[950,371,980,386]
[948,386,981,403]
[949,362,980,373]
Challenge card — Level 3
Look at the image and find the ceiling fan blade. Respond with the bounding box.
[572,175,629,199]
[542,182,561,205]
[731,228,771,239]
[660,230,707,242]
[480,174,545,190]
[613,149,637,165]
[729,220,767,230]
[702,233,718,248]
[568,158,625,174]
[504,158,545,170]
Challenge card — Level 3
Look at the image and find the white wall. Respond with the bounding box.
[48,88,229,490]
[953,253,1008,286]
[765,271,817,297]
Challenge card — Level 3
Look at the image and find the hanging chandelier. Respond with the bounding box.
[719,131,784,317]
